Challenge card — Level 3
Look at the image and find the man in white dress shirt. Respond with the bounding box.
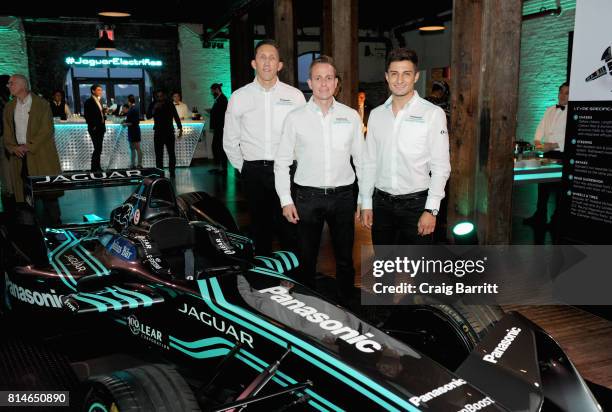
[275,55,364,300]
[360,48,450,246]
[224,39,306,256]
[524,82,569,227]
[172,92,191,120]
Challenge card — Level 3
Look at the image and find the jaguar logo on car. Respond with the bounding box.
[127,315,168,349]
[38,170,143,184]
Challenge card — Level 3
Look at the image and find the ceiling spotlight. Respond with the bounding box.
[418,17,446,32]
[98,9,131,18]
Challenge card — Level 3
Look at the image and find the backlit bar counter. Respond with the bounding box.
[53,120,205,171]
[513,162,562,185]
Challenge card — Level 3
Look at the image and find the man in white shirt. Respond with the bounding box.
[224,39,306,256]
[172,92,191,120]
[524,82,569,227]
[360,48,451,246]
[275,56,364,300]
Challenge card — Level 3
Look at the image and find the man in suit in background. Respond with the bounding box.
[83,84,106,172]
[208,82,228,174]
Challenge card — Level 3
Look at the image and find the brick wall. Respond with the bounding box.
[178,24,232,115]
[517,0,576,142]
[0,17,29,78]
[23,21,181,100]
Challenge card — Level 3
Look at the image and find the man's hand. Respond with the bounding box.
[355,205,361,221]
[14,145,28,158]
[282,204,300,224]
[361,209,373,229]
[177,128,183,139]
[418,211,436,236]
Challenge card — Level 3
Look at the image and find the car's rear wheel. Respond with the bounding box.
[81,363,200,412]
[382,302,504,371]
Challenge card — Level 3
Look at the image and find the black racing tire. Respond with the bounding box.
[383,302,504,371]
[81,363,200,412]
[177,192,239,233]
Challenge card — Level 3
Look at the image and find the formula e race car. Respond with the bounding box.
[0,169,604,412]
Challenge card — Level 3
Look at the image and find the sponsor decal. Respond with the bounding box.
[457,397,495,412]
[276,98,294,106]
[133,209,141,225]
[64,254,87,273]
[483,327,521,364]
[179,303,254,348]
[409,379,466,407]
[333,117,351,124]
[107,237,136,261]
[5,274,63,308]
[405,115,425,123]
[259,286,382,353]
[127,314,168,349]
[61,296,79,312]
[134,235,163,270]
[39,170,142,184]
[204,225,235,255]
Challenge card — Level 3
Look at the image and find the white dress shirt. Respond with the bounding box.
[361,91,451,211]
[14,93,32,145]
[534,105,567,152]
[275,98,365,207]
[174,101,191,119]
[223,78,306,172]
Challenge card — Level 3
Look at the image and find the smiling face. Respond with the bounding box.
[251,44,283,84]
[307,62,337,102]
[385,60,419,98]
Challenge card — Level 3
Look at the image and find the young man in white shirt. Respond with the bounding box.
[172,92,191,120]
[360,48,451,246]
[224,39,306,256]
[524,82,569,228]
[275,55,364,300]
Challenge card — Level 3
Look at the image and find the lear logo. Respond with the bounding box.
[259,286,382,353]
[39,170,142,184]
[483,327,521,364]
[179,303,254,349]
[5,274,63,308]
[127,315,167,349]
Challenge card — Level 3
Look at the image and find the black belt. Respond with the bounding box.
[374,188,428,201]
[244,160,274,166]
[296,183,353,195]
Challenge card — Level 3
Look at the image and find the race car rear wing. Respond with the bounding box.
[26,168,164,201]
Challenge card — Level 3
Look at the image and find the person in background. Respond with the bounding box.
[360,48,451,247]
[123,95,142,168]
[49,90,71,120]
[172,92,191,120]
[3,74,62,225]
[147,90,182,178]
[223,39,306,256]
[83,84,106,172]
[0,74,14,211]
[208,82,228,174]
[523,82,569,229]
[357,89,372,133]
[425,80,450,125]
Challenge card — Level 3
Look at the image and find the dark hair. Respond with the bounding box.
[386,48,419,71]
[309,55,337,78]
[155,89,166,96]
[211,83,222,90]
[254,39,280,58]
[432,80,449,96]
[172,91,181,99]
[559,82,569,91]
[127,94,136,104]
[90,84,102,94]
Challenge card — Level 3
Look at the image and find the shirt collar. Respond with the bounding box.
[17,93,32,106]
[384,90,420,111]
[307,96,336,115]
[253,77,280,92]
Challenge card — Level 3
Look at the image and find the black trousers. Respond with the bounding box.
[212,129,227,170]
[88,127,105,171]
[534,182,562,222]
[154,130,176,174]
[372,189,432,253]
[241,161,296,256]
[294,185,355,296]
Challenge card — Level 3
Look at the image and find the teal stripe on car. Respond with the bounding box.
[208,278,418,412]
[169,344,230,359]
[72,294,109,312]
[169,336,231,350]
[255,256,275,270]
[275,250,299,268]
[249,267,292,282]
[105,287,139,308]
[79,292,123,310]
[113,286,154,306]
[77,244,110,276]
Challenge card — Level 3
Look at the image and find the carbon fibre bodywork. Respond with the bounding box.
[0,170,604,412]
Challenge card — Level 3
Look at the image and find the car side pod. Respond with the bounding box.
[456,312,602,412]
[62,282,164,314]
